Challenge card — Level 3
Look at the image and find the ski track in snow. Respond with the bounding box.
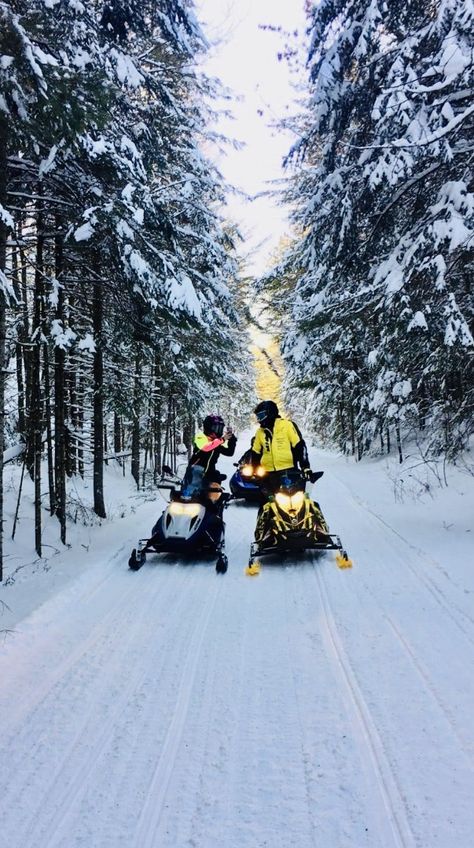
[313,568,416,848]
[326,469,474,639]
[1,461,474,848]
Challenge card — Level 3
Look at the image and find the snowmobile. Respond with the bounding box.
[229,449,266,502]
[246,468,351,574]
[129,465,232,574]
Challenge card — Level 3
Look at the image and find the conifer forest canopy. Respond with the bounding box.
[0,0,473,574]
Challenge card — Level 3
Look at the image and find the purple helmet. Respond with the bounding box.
[203,414,225,438]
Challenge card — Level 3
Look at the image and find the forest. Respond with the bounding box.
[1,0,473,577]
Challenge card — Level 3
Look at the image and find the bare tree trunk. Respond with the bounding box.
[396,423,403,464]
[92,276,106,518]
[131,349,141,489]
[114,411,122,466]
[54,222,66,543]
[30,203,44,556]
[43,339,55,515]
[161,398,171,470]
[19,217,32,442]
[153,356,161,482]
[349,401,356,457]
[12,243,26,437]
[77,374,85,478]
[0,116,8,581]
[182,413,193,460]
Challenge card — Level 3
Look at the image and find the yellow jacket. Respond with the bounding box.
[252,418,301,471]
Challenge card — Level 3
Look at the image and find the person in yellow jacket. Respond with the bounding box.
[250,400,310,479]
[250,400,324,543]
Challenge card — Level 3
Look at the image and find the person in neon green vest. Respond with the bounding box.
[190,414,237,483]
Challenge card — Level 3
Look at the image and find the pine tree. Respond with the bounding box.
[271,0,474,461]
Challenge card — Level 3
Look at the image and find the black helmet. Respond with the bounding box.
[254,400,279,425]
[203,414,225,438]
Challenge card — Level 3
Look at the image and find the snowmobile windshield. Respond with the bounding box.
[277,469,305,495]
[181,465,206,501]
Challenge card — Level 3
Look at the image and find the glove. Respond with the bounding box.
[303,468,313,481]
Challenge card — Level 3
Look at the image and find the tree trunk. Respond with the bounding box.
[54,222,66,543]
[396,423,403,464]
[349,401,356,457]
[77,375,85,478]
[12,243,26,437]
[30,203,44,556]
[161,398,171,470]
[19,218,32,439]
[0,116,8,581]
[43,339,55,515]
[131,350,141,489]
[92,276,106,518]
[114,411,122,466]
[153,356,162,482]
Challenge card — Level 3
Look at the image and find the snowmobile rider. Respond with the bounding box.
[190,414,237,484]
[250,400,311,492]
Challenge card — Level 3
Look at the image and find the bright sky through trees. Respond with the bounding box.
[195,0,307,275]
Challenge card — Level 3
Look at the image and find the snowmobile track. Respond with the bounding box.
[0,558,176,743]
[331,473,474,641]
[133,578,222,848]
[314,567,417,848]
[384,613,474,766]
[5,567,194,848]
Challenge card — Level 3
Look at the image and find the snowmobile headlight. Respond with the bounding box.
[290,491,304,511]
[169,502,185,515]
[241,464,254,477]
[181,503,202,518]
[256,466,266,477]
[169,502,201,518]
[275,492,292,511]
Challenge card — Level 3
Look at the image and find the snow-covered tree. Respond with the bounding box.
[0,0,250,571]
[271,0,474,462]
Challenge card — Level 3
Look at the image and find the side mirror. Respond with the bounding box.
[311,471,324,483]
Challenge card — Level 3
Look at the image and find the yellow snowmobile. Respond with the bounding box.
[247,469,351,573]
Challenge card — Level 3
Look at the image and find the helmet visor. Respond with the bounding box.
[255,408,268,423]
[212,420,224,437]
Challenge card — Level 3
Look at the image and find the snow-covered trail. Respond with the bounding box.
[1,452,474,848]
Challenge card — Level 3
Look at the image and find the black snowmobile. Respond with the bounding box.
[246,469,351,574]
[129,465,231,574]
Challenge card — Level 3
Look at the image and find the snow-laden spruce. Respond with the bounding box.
[264,0,474,462]
[0,0,251,571]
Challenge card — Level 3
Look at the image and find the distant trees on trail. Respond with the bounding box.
[0,1,250,578]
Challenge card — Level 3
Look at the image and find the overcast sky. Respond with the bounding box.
[195,0,308,277]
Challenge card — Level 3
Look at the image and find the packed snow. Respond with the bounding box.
[1,434,473,848]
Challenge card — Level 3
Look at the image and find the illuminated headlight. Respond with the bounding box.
[290,491,304,511]
[275,491,304,512]
[275,492,291,511]
[256,466,266,477]
[241,464,254,477]
[169,502,201,517]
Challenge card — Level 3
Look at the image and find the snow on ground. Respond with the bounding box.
[1,433,474,848]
